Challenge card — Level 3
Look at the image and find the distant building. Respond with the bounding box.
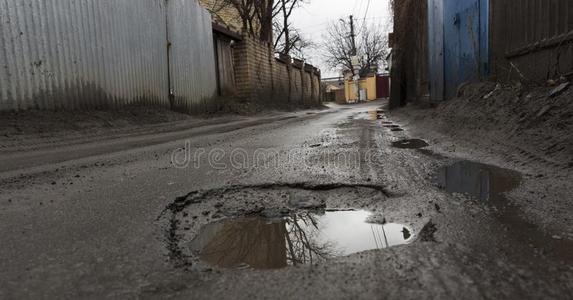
[343,74,390,103]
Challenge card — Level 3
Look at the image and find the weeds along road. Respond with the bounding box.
[0,100,571,299]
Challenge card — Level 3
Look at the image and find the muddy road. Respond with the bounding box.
[1,101,571,299]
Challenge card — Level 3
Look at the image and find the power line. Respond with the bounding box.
[362,0,372,21]
[302,16,387,31]
[358,0,372,36]
[352,0,365,16]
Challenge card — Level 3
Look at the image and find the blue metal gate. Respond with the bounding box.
[428,0,489,101]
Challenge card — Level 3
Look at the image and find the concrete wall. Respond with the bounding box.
[0,0,217,112]
[233,34,321,109]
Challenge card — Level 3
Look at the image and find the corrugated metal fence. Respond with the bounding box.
[0,0,217,112]
[492,0,573,81]
[167,0,217,113]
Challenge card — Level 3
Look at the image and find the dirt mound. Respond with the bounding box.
[402,82,573,169]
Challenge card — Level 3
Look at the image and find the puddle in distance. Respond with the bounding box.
[392,139,429,149]
[189,210,413,270]
[368,111,384,120]
[435,161,573,262]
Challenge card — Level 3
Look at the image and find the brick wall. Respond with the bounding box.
[199,0,243,32]
[233,34,321,109]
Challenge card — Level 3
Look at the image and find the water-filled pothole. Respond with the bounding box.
[434,161,573,262]
[188,210,413,270]
[392,139,429,149]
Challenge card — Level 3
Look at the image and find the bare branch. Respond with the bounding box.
[321,21,389,76]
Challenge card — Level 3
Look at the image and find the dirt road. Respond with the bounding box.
[1,101,571,299]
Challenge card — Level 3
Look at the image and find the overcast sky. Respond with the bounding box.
[290,0,391,78]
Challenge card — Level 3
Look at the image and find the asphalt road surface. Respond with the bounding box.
[1,101,571,299]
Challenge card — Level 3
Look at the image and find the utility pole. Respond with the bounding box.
[349,15,360,102]
[349,15,357,56]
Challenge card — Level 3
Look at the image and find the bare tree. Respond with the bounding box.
[322,21,389,76]
[358,24,389,75]
[274,26,312,58]
[202,0,234,25]
[209,0,274,42]
[272,0,310,57]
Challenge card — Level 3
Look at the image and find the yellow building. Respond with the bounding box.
[344,74,378,103]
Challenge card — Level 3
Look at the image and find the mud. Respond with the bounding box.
[392,82,573,236]
[1,100,572,299]
[435,160,573,263]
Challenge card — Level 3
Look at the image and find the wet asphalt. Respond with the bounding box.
[0,101,571,299]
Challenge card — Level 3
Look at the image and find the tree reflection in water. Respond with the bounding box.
[284,211,338,266]
[190,211,337,270]
[189,210,412,270]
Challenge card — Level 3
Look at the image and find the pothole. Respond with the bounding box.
[391,128,404,132]
[160,184,420,270]
[383,124,400,129]
[392,139,429,149]
[188,210,412,270]
[434,161,573,262]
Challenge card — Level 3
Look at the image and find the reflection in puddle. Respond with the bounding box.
[392,139,429,149]
[435,161,573,262]
[435,161,521,203]
[189,210,413,270]
[368,111,384,120]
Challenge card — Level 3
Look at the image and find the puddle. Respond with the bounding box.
[435,161,573,262]
[392,139,429,149]
[435,161,521,203]
[368,111,384,120]
[189,210,413,270]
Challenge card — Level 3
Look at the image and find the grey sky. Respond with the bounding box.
[290,0,391,78]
